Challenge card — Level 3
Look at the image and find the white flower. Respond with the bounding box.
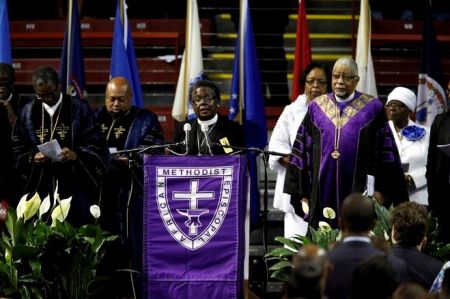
[383,230,389,241]
[89,205,101,219]
[51,197,72,227]
[318,221,332,232]
[39,195,51,219]
[322,207,336,220]
[53,181,60,206]
[17,193,41,221]
[301,201,310,215]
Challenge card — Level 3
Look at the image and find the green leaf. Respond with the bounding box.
[264,247,295,259]
[270,268,291,282]
[274,236,303,250]
[269,260,293,271]
[5,208,17,245]
[30,286,45,299]
[12,244,41,260]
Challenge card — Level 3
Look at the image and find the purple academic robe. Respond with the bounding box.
[284,92,408,228]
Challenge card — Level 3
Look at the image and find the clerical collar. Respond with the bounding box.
[335,92,355,103]
[197,114,218,127]
[343,236,370,243]
[5,93,12,103]
[42,92,63,117]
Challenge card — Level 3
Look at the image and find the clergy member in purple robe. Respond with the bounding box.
[284,57,408,228]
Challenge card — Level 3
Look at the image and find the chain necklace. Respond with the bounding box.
[40,101,62,144]
[331,105,342,159]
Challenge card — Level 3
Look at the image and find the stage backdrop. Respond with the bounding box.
[143,155,247,298]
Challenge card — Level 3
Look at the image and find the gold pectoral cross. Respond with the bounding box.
[36,127,49,143]
[100,123,109,133]
[114,126,126,139]
[56,123,70,140]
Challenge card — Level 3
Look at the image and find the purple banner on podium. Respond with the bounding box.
[143,155,247,299]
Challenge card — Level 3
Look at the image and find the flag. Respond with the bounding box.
[0,0,11,63]
[110,0,144,108]
[291,0,311,100]
[416,0,446,127]
[172,0,204,122]
[229,0,268,225]
[355,0,377,97]
[59,0,86,100]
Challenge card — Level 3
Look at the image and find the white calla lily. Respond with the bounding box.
[16,193,29,219]
[53,181,60,206]
[322,207,336,219]
[17,193,41,221]
[301,201,310,215]
[318,221,332,232]
[51,197,72,227]
[39,195,51,219]
[89,205,101,219]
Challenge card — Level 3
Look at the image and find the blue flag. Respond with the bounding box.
[110,0,144,108]
[0,0,11,63]
[416,0,446,126]
[229,1,268,225]
[59,0,86,100]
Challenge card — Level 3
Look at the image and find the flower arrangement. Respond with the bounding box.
[265,195,450,282]
[0,188,117,298]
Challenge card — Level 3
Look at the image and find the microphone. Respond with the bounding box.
[200,124,213,155]
[183,123,191,154]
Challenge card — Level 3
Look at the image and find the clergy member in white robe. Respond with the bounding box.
[268,62,330,238]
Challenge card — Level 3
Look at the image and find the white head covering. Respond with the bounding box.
[387,87,417,112]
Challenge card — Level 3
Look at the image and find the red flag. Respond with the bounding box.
[291,0,311,100]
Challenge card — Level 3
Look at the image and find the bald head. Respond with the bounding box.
[105,77,133,116]
[340,193,376,234]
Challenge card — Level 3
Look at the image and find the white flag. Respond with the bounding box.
[356,0,377,98]
[172,0,204,122]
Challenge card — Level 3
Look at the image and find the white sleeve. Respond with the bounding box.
[268,106,292,171]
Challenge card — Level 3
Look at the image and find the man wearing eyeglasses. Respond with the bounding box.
[284,57,408,229]
[12,65,108,226]
[171,80,245,155]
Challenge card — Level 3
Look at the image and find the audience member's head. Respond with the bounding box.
[340,193,376,235]
[105,76,133,117]
[300,61,330,101]
[284,244,329,299]
[190,80,221,121]
[392,283,428,299]
[349,255,398,299]
[391,202,427,248]
[32,66,61,106]
[0,63,15,101]
[331,57,360,98]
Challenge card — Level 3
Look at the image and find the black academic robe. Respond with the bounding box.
[0,105,15,202]
[12,95,108,226]
[426,111,450,243]
[96,106,164,297]
[171,114,245,155]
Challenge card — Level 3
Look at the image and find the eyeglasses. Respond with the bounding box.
[332,73,356,83]
[36,88,58,101]
[306,79,327,86]
[386,102,407,110]
[192,95,215,105]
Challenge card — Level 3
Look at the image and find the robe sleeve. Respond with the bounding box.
[284,113,314,218]
[268,106,291,172]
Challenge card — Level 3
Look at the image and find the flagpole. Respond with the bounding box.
[182,0,193,120]
[66,0,73,94]
[238,0,245,124]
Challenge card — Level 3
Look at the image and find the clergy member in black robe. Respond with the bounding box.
[0,63,30,205]
[96,77,164,298]
[171,80,245,155]
[426,111,450,243]
[284,58,408,228]
[12,66,108,226]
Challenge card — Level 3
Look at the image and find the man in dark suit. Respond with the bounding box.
[391,201,443,289]
[325,193,408,299]
[171,80,245,155]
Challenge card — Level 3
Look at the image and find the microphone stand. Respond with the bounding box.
[214,143,286,297]
[110,142,183,155]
